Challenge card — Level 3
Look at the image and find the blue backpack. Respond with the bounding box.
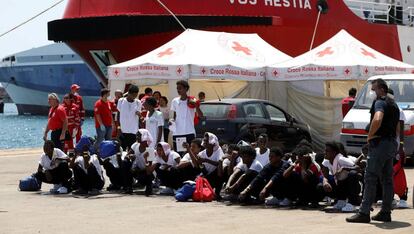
[99,140,117,159]
[75,136,95,154]
[175,183,196,202]
[19,174,42,191]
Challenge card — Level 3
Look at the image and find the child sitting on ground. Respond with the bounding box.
[239,147,291,206]
[70,146,105,195]
[34,140,72,194]
[221,144,241,182]
[224,145,263,201]
[177,139,203,182]
[255,134,270,167]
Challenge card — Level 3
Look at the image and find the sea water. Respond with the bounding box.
[0,103,96,149]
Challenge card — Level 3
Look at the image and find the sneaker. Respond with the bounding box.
[371,211,391,222]
[397,200,409,209]
[376,200,383,206]
[279,198,291,207]
[72,189,88,195]
[49,184,62,193]
[346,213,370,223]
[159,187,175,195]
[56,186,68,194]
[265,197,281,206]
[341,203,357,212]
[323,196,333,206]
[223,194,238,201]
[88,189,101,196]
[333,200,347,210]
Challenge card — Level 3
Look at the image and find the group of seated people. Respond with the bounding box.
[33,130,407,211]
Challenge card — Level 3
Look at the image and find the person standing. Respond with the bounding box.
[111,89,123,138]
[347,79,400,223]
[94,89,113,149]
[62,94,80,153]
[341,87,357,118]
[70,84,85,143]
[117,85,142,150]
[43,93,68,150]
[144,97,164,149]
[159,96,170,142]
[170,80,203,153]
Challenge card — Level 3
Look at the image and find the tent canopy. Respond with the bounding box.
[108,29,291,82]
[267,30,414,81]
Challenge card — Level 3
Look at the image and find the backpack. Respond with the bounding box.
[175,182,196,202]
[75,136,95,154]
[192,176,215,202]
[99,140,117,159]
[393,160,407,197]
[19,174,41,191]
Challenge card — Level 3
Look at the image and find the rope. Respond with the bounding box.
[155,0,187,31]
[0,0,65,39]
[309,9,322,51]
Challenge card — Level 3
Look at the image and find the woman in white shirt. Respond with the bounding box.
[34,140,72,194]
[147,142,181,193]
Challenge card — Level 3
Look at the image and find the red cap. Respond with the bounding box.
[71,84,80,90]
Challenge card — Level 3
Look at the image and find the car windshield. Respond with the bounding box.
[354,80,414,110]
[200,103,231,119]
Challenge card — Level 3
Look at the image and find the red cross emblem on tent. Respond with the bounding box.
[113,68,120,77]
[411,69,414,74]
[316,47,334,57]
[272,69,279,77]
[361,48,376,59]
[232,41,252,56]
[343,67,351,76]
[158,48,174,58]
[363,67,369,75]
[201,67,206,75]
[176,66,184,76]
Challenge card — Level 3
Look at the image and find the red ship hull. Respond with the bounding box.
[48,0,404,83]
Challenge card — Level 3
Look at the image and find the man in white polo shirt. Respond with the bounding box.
[170,80,203,154]
[117,85,142,150]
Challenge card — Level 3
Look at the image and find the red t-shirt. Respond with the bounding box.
[73,94,85,119]
[94,99,113,128]
[294,163,321,177]
[48,105,67,131]
[341,96,355,118]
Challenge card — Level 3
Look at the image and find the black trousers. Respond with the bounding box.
[163,128,170,142]
[51,129,64,150]
[204,169,223,197]
[177,166,201,183]
[122,160,154,190]
[73,165,104,191]
[288,173,322,204]
[229,170,259,195]
[156,167,182,189]
[103,160,126,188]
[34,162,72,189]
[120,133,136,151]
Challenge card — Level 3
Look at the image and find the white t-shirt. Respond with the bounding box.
[255,148,270,166]
[170,97,196,136]
[235,159,263,173]
[74,155,104,181]
[145,110,164,148]
[39,148,68,170]
[131,142,155,169]
[222,157,241,169]
[322,154,356,176]
[117,97,142,134]
[198,149,224,174]
[108,152,126,168]
[155,151,180,169]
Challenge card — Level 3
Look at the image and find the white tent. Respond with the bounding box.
[108,29,291,82]
[266,29,414,81]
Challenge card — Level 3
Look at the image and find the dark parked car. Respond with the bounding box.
[195,99,311,152]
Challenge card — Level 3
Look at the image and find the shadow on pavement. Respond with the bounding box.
[371,221,411,229]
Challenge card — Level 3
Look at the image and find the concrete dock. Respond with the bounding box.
[0,148,413,234]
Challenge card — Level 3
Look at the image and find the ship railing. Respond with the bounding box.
[404,7,414,26]
[345,0,392,24]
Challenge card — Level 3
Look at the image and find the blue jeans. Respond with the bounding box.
[95,125,112,149]
[359,137,397,215]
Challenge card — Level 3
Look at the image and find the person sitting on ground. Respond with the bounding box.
[283,146,322,207]
[177,139,203,182]
[255,133,270,167]
[239,147,291,206]
[146,142,181,194]
[143,97,164,149]
[320,141,362,212]
[34,140,72,194]
[224,146,263,200]
[123,129,155,195]
[70,146,105,195]
[197,132,224,199]
[221,144,241,182]
[101,141,126,191]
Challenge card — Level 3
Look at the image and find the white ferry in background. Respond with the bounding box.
[0,43,102,115]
